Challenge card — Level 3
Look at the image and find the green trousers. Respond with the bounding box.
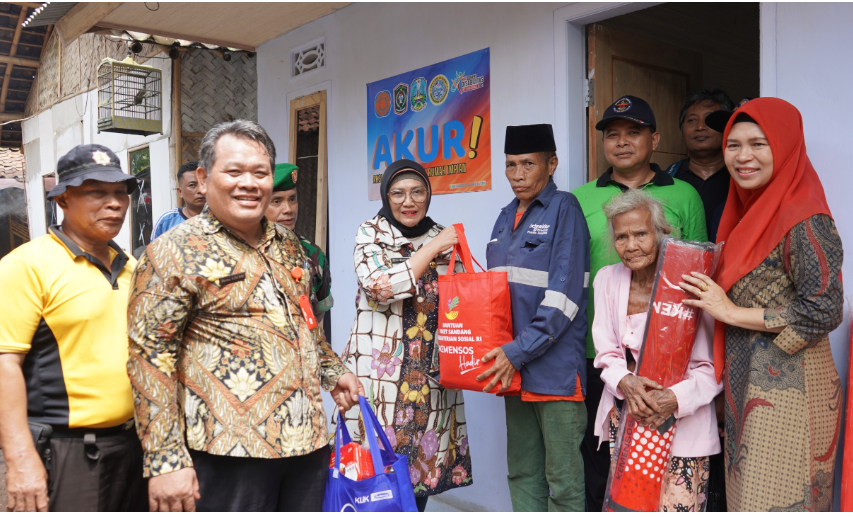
[505,396,587,512]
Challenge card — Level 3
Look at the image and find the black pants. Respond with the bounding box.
[580,358,611,511]
[47,427,147,511]
[191,446,330,511]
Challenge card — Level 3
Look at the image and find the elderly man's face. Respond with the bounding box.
[55,179,130,244]
[682,100,723,156]
[197,134,273,237]
[602,120,660,174]
[505,153,557,205]
[613,208,659,272]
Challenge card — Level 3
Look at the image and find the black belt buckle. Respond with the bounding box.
[83,433,101,461]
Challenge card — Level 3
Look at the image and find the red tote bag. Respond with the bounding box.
[437,224,521,394]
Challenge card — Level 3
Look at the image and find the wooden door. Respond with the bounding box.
[587,24,702,180]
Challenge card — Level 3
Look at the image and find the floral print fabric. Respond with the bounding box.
[127,207,349,478]
[340,215,472,496]
[724,215,843,511]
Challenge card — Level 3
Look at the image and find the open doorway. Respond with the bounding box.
[586,2,760,179]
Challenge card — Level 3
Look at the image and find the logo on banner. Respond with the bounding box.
[429,74,449,105]
[410,77,427,112]
[451,71,485,94]
[445,296,460,320]
[614,97,632,112]
[374,90,391,117]
[393,83,409,115]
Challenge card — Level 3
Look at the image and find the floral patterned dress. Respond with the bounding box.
[724,215,843,511]
[340,215,472,497]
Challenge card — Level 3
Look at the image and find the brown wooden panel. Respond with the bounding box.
[588,24,701,180]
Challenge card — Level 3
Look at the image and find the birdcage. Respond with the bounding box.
[97,57,162,135]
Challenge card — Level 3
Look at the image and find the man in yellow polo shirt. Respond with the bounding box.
[0,144,147,512]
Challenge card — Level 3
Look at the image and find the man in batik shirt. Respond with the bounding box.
[264,163,333,320]
[127,120,362,512]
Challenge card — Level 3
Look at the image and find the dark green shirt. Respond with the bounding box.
[299,236,333,314]
[571,164,708,358]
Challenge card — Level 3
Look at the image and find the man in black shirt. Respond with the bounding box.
[665,89,735,241]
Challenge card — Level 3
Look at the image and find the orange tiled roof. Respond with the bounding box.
[0,147,25,182]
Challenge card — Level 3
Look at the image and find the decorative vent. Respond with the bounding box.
[292,39,325,77]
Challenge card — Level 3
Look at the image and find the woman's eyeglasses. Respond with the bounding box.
[388,188,427,204]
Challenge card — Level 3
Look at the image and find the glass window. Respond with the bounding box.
[129,147,152,255]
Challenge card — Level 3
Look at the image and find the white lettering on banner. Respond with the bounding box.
[439,345,474,355]
[652,301,695,321]
[527,223,550,235]
[371,490,394,502]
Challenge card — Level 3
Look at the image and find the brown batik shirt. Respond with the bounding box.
[127,206,349,478]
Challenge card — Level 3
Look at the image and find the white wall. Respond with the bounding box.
[22,54,175,253]
[259,3,579,511]
[766,3,853,508]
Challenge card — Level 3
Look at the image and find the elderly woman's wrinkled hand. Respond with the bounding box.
[430,226,459,256]
[617,374,663,420]
[680,272,735,324]
[640,388,678,428]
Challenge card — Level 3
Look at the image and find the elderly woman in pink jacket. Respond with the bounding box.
[592,190,721,512]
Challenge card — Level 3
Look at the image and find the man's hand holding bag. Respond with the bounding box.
[437,224,521,394]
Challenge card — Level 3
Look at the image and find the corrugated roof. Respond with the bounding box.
[22,2,77,28]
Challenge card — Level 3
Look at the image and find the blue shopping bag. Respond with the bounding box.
[323,396,417,512]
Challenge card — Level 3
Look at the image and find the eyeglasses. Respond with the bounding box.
[388,187,428,204]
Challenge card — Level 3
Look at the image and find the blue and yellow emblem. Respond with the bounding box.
[429,74,449,106]
[410,77,427,112]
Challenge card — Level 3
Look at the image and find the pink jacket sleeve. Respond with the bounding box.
[669,312,723,418]
[592,267,631,400]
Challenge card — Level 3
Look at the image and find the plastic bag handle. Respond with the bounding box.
[358,396,395,474]
[447,224,485,274]
[333,414,353,472]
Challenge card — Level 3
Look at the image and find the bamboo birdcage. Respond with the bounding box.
[97,57,162,135]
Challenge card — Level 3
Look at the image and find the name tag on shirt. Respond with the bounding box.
[218,272,246,287]
[390,257,408,264]
[527,224,550,236]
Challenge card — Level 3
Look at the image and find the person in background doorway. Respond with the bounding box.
[127,120,362,512]
[664,89,735,242]
[0,144,146,512]
[340,159,471,512]
[681,98,842,512]
[593,190,721,512]
[150,160,206,239]
[265,163,333,321]
[571,95,707,511]
[483,124,590,511]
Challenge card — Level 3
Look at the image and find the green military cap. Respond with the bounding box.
[273,163,298,191]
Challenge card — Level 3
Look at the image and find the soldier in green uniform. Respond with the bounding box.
[266,163,333,319]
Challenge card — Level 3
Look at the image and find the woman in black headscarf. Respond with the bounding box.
[339,160,472,510]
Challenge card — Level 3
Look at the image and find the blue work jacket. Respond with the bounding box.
[485,181,591,396]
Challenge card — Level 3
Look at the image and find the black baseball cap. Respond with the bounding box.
[595,95,657,132]
[48,144,138,199]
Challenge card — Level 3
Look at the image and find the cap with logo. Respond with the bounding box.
[595,95,657,132]
[273,163,299,192]
[504,124,557,155]
[48,144,138,199]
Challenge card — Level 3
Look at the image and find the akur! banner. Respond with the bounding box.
[366,48,491,200]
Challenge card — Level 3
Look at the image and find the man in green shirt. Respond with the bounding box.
[571,95,706,510]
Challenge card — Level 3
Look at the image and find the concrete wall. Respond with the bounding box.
[21,54,174,253]
[765,3,853,507]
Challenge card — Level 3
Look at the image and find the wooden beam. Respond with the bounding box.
[171,54,181,205]
[6,2,42,8]
[0,112,25,122]
[96,20,256,51]
[0,54,38,68]
[54,2,122,44]
[0,8,28,113]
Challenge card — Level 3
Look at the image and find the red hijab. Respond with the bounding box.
[712,97,833,382]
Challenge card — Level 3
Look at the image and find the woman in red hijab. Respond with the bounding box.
[678,97,843,511]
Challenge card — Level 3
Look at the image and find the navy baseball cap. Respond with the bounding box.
[595,95,657,132]
[48,144,138,199]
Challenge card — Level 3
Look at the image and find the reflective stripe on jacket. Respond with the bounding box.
[485,181,591,396]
